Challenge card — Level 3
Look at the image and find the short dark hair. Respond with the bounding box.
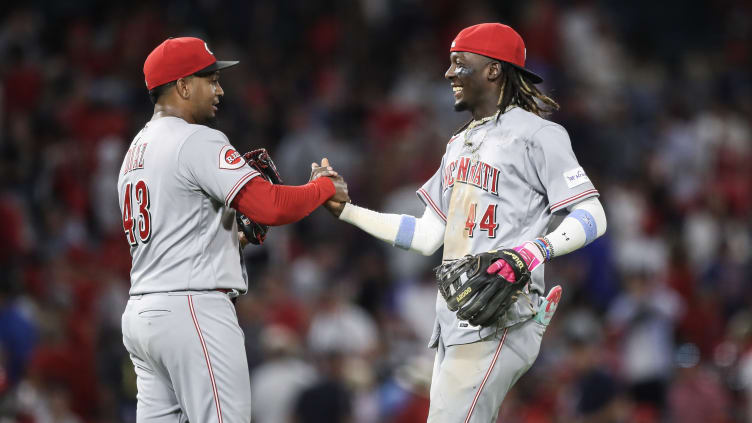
[147,70,218,104]
[148,80,177,104]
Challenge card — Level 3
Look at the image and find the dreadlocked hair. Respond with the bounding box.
[497,62,558,117]
[453,62,559,135]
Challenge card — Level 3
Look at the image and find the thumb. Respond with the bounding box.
[311,162,319,169]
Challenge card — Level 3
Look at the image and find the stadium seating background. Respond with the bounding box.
[0,1,751,421]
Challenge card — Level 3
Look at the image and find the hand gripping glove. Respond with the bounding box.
[435,249,531,327]
[486,241,545,281]
[236,148,283,245]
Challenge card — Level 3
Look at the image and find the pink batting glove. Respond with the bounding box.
[486,242,544,282]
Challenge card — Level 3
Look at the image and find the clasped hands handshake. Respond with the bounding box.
[309,158,349,216]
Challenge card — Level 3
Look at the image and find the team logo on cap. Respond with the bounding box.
[451,41,456,48]
[219,145,245,170]
[204,42,214,55]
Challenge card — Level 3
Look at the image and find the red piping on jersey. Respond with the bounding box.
[418,189,447,222]
[224,170,260,206]
[188,295,223,423]
[464,328,508,423]
[231,177,336,226]
[549,189,598,212]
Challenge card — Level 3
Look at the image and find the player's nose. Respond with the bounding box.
[444,65,455,80]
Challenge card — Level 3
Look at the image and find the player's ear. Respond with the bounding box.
[176,77,192,99]
[487,61,502,82]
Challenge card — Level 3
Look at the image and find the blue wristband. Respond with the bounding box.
[395,215,416,250]
[534,238,551,261]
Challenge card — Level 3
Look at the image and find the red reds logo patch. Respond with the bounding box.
[219,145,246,170]
[225,150,241,165]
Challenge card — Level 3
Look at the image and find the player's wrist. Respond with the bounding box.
[526,240,546,263]
[339,202,356,221]
[508,241,544,273]
[532,237,554,262]
[312,176,336,197]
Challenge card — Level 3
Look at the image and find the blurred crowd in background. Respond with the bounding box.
[0,0,751,422]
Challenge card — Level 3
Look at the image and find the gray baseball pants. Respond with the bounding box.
[122,291,251,422]
[427,318,546,422]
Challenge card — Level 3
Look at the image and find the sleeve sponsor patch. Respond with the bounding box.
[563,167,590,188]
[218,145,245,170]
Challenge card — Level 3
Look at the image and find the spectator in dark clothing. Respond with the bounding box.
[293,351,352,423]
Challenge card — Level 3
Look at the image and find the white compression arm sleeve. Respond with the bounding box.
[544,197,607,258]
[339,203,445,256]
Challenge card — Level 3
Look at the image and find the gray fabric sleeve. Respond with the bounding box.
[528,124,599,213]
[416,155,448,222]
[179,128,261,206]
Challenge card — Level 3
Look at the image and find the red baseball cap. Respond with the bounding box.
[450,23,543,84]
[143,37,239,90]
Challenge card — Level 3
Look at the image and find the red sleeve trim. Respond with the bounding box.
[549,189,599,212]
[417,188,447,222]
[224,170,260,206]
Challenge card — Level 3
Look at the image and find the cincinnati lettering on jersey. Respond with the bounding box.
[442,156,501,196]
[122,143,148,175]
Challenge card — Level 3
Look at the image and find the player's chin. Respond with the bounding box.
[198,113,219,128]
[453,100,468,112]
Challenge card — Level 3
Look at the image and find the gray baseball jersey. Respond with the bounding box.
[118,116,259,422]
[117,116,260,295]
[417,107,598,348]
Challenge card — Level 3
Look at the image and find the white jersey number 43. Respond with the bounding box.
[122,180,152,246]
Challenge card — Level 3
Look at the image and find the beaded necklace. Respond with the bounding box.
[463,110,500,153]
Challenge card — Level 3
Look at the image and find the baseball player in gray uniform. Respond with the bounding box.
[323,23,607,422]
[119,37,348,422]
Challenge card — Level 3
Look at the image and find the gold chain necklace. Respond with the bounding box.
[464,111,499,151]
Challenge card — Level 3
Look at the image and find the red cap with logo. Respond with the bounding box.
[143,37,239,90]
[450,23,543,84]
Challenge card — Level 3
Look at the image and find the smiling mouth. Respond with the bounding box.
[452,86,463,98]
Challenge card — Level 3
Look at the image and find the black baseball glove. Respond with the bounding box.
[435,249,531,327]
[237,148,283,245]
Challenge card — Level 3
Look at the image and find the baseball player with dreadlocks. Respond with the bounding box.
[323,23,607,422]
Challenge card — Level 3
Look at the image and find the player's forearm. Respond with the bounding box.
[231,177,335,225]
[339,204,444,255]
[539,197,607,259]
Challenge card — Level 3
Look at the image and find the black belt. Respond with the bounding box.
[217,289,239,304]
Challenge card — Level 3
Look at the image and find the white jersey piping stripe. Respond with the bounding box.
[549,189,599,212]
[224,170,259,206]
[464,327,508,423]
[188,295,223,423]
[418,189,447,222]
